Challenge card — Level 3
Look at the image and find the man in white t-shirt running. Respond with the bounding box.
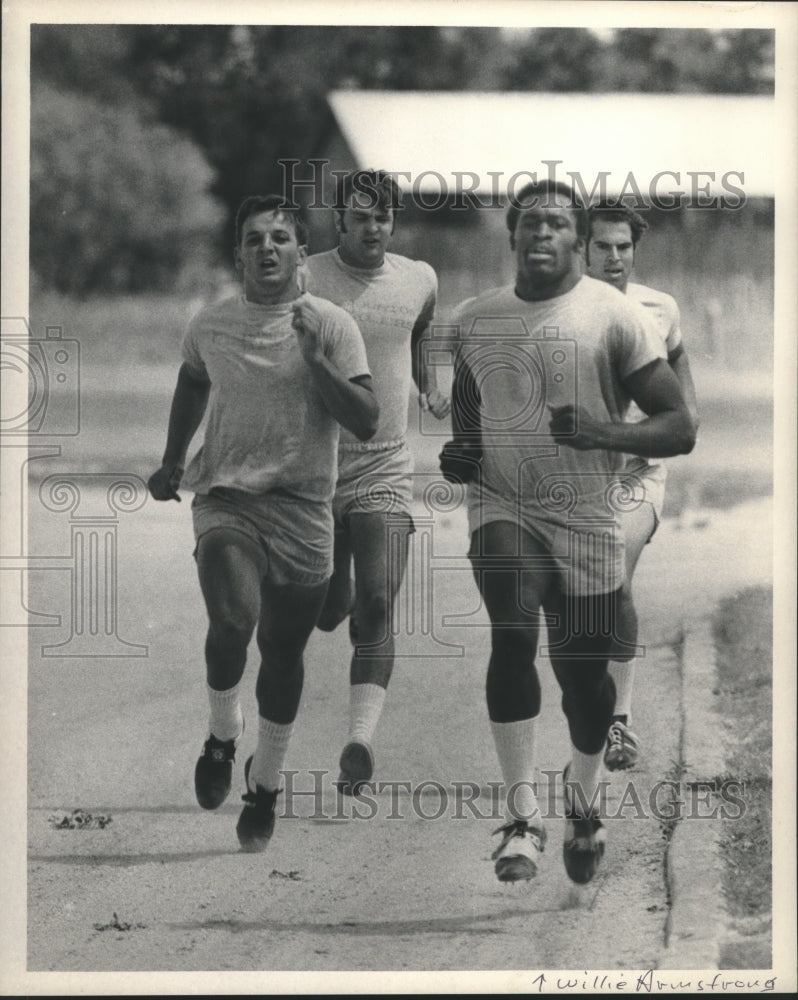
[585,202,699,773]
[147,195,377,852]
[440,180,696,886]
[303,170,449,796]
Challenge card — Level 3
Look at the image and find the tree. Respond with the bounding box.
[30,85,223,295]
[502,27,775,94]
[501,29,604,91]
[28,24,774,292]
[122,25,508,246]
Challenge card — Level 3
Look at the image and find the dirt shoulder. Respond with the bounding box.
[713,586,773,969]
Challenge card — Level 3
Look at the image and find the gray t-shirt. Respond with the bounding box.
[181,293,370,502]
[303,250,437,446]
[455,275,663,516]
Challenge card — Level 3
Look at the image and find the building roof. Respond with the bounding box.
[327,90,774,199]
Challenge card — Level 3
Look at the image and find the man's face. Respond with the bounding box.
[512,194,583,289]
[336,194,394,268]
[585,219,635,292]
[235,210,306,304]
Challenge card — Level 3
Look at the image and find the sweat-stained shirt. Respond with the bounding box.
[302,250,437,447]
[180,292,370,503]
[454,275,665,593]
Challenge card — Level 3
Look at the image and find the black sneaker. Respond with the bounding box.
[335,739,374,797]
[563,815,607,884]
[562,764,606,884]
[194,733,239,810]
[236,757,279,853]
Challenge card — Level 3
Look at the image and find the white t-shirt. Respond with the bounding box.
[181,293,370,502]
[625,281,682,478]
[303,250,437,446]
[625,281,681,423]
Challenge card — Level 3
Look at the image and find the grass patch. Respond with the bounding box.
[28,289,207,368]
[712,586,772,968]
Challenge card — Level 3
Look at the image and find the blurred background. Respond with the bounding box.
[27,24,775,515]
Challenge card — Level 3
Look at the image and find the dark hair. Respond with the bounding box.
[586,201,649,246]
[334,169,402,227]
[505,180,588,239]
[234,195,308,247]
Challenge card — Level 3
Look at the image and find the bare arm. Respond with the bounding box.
[668,343,700,430]
[292,298,379,441]
[439,347,482,483]
[412,314,450,419]
[549,358,697,458]
[148,363,210,501]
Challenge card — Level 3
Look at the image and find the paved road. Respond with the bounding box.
[16,486,772,983]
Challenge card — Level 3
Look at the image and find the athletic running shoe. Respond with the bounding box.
[335,739,374,797]
[236,757,279,853]
[563,815,607,884]
[604,720,641,771]
[491,820,547,882]
[562,765,606,884]
[194,732,240,810]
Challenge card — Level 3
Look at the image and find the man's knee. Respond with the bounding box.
[491,625,538,665]
[357,589,392,628]
[208,608,257,648]
[555,661,612,698]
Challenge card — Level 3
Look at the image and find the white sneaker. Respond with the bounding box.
[491,820,547,882]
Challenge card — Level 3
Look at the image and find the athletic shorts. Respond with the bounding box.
[623,458,667,527]
[466,483,625,596]
[191,487,333,587]
[332,438,415,533]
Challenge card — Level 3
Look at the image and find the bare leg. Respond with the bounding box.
[256,576,330,725]
[606,502,656,770]
[244,575,330,798]
[349,512,412,689]
[316,532,354,633]
[470,521,554,879]
[193,527,265,808]
[335,512,412,795]
[196,527,264,691]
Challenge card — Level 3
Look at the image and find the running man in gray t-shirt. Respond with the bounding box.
[148,195,378,853]
[441,180,696,886]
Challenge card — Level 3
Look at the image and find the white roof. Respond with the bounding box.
[327,90,774,199]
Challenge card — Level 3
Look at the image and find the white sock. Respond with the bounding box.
[568,746,605,817]
[207,681,244,742]
[249,716,293,793]
[349,683,386,745]
[608,659,635,723]
[491,717,542,825]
